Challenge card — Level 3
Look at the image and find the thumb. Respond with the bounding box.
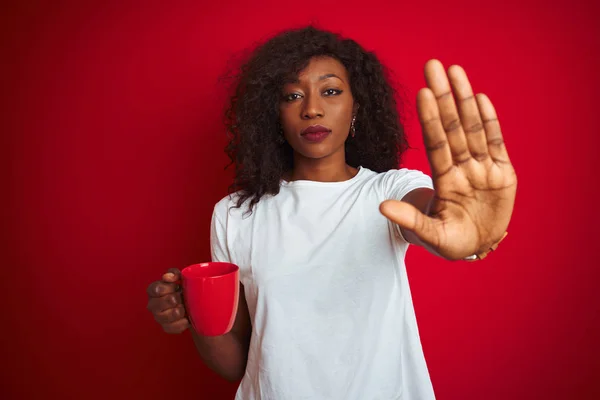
[162,268,181,283]
[379,200,440,246]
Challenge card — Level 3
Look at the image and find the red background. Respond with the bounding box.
[2,0,599,399]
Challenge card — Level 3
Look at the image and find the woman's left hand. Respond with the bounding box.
[380,59,517,260]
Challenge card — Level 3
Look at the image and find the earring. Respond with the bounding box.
[350,116,356,138]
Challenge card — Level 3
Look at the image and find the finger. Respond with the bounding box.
[146,280,178,298]
[163,318,190,334]
[424,59,470,164]
[379,200,440,248]
[476,93,510,163]
[154,305,187,325]
[417,88,453,178]
[162,268,181,283]
[147,292,184,313]
[447,65,489,161]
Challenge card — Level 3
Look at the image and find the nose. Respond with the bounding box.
[301,93,323,120]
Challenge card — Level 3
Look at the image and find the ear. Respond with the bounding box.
[352,102,360,117]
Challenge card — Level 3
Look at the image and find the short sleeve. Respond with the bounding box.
[381,169,434,243]
[210,204,231,263]
[384,168,434,201]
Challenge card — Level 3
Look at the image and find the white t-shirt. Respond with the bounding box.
[210,166,436,400]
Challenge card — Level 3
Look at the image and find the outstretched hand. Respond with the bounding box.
[380,59,517,260]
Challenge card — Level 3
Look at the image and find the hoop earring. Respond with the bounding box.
[350,116,356,138]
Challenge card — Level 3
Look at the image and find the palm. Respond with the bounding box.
[383,60,517,260]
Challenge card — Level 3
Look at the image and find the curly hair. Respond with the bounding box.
[223,26,408,213]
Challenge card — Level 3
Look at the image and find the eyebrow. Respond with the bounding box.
[318,73,343,81]
[285,73,344,84]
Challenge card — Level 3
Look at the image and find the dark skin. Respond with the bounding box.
[381,60,516,259]
[146,269,251,381]
[146,57,517,380]
[280,56,359,183]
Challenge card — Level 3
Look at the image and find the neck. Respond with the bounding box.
[286,151,358,183]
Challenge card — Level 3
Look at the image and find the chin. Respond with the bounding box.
[291,139,346,160]
[295,146,336,160]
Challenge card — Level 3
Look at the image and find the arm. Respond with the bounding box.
[147,270,252,381]
[399,188,444,259]
[399,187,433,245]
[190,283,252,382]
[192,202,253,381]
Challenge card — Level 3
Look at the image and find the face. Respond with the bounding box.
[279,56,357,162]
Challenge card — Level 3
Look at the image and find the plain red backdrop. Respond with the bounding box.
[2,0,599,399]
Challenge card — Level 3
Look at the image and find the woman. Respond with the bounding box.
[146,26,516,399]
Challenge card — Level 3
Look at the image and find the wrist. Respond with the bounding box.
[464,232,508,261]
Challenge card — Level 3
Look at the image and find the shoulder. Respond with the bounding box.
[362,167,432,186]
[380,167,432,185]
[361,167,433,199]
[212,191,252,223]
[213,193,234,215]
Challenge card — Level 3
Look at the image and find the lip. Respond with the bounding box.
[302,131,331,143]
[300,124,332,135]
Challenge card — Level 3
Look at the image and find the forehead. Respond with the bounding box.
[295,56,349,82]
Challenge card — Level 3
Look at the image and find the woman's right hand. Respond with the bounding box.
[146,268,190,334]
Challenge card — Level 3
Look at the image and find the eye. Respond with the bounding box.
[284,93,302,102]
[323,89,343,96]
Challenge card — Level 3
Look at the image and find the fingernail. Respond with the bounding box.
[165,273,174,280]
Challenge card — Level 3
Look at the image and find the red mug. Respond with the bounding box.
[181,262,239,336]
